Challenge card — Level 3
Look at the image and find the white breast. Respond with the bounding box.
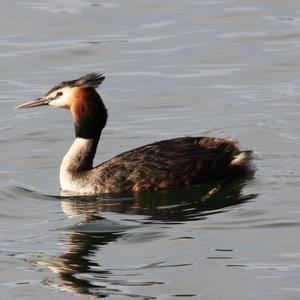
[59,138,97,194]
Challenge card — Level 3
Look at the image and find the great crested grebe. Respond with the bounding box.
[16,73,253,195]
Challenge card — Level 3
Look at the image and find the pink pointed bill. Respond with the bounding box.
[15,97,50,109]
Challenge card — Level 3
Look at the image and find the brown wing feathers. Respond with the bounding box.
[93,137,251,193]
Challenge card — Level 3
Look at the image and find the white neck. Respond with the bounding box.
[61,138,95,171]
[60,138,95,193]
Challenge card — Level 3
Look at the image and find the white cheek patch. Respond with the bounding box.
[48,89,72,108]
[49,98,69,108]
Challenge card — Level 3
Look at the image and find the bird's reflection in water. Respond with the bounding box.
[39,179,256,298]
[42,231,119,297]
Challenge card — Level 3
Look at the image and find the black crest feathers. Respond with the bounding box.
[46,73,105,95]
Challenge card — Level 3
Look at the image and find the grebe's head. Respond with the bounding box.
[16,73,105,110]
[16,73,107,138]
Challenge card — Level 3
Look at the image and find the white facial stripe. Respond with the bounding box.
[49,98,68,108]
[48,87,73,108]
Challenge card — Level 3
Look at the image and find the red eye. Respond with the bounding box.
[57,91,63,97]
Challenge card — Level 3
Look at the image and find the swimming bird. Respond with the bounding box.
[16,73,253,195]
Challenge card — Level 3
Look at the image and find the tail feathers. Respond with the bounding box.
[230,150,254,173]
